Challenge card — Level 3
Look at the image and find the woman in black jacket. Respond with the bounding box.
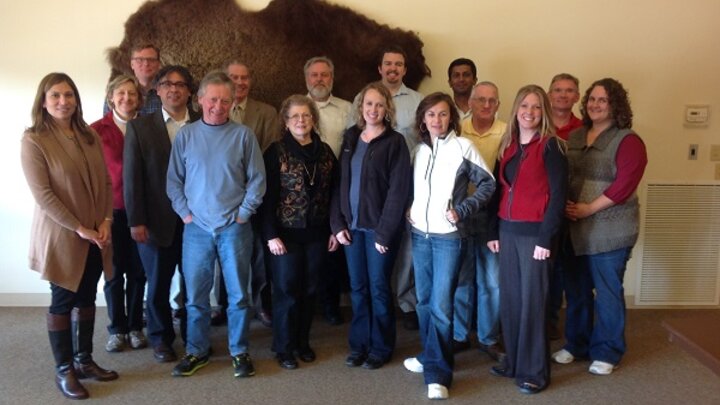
[331,82,411,370]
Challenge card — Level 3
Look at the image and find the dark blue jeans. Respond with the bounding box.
[269,237,325,354]
[563,247,632,365]
[104,209,146,334]
[136,222,183,348]
[412,232,465,387]
[344,229,399,361]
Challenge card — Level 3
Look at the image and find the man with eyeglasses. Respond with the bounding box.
[167,71,265,378]
[447,58,478,122]
[546,73,583,340]
[104,44,163,115]
[124,65,200,365]
[207,61,279,329]
[452,81,507,361]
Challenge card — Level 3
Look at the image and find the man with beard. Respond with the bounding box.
[304,56,352,325]
[447,58,478,122]
[304,56,352,157]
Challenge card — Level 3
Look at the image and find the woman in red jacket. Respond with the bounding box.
[487,85,567,394]
[90,75,147,353]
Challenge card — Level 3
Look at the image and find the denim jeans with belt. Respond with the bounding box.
[344,229,398,361]
[412,232,465,387]
[563,246,632,365]
[182,221,253,357]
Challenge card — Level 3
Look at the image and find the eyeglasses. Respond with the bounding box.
[287,113,313,122]
[471,97,498,106]
[131,57,159,65]
[158,81,188,90]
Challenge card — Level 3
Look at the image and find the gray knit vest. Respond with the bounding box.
[567,126,639,255]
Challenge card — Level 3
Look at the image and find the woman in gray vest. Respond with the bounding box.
[551,78,647,376]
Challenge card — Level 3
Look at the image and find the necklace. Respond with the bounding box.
[301,162,317,186]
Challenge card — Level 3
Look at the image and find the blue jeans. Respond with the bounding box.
[413,232,465,387]
[453,235,500,345]
[564,247,631,365]
[182,221,253,357]
[344,229,398,361]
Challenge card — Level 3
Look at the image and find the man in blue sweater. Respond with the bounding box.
[166,71,266,378]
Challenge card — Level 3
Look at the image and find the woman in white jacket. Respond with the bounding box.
[403,92,495,399]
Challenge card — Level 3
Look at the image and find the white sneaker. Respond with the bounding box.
[552,349,575,364]
[403,357,423,373]
[128,330,148,349]
[589,360,616,375]
[427,384,448,400]
[105,333,126,352]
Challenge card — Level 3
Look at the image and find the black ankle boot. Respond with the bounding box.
[71,307,118,381]
[48,313,89,399]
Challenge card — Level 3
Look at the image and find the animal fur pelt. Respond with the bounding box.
[107,0,430,108]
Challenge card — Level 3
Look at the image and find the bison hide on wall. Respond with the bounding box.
[107,0,430,108]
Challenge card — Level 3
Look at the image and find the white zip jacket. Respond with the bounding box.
[409,130,495,237]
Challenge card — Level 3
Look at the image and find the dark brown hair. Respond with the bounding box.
[580,78,633,129]
[415,92,460,147]
[28,73,94,144]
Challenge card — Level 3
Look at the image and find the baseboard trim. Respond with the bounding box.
[0,293,107,307]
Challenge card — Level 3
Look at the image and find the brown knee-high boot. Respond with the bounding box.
[71,307,118,381]
[48,312,89,400]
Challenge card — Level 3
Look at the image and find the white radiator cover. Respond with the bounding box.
[636,183,720,305]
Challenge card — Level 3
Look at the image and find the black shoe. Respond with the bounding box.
[479,343,506,363]
[276,353,298,370]
[518,381,543,395]
[453,339,471,353]
[172,353,209,377]
[210,309,227,326]
[153,344,177,363]
[361,355,385,370]
[403,311,419,330]
[295,347,316,363]
[233,353,256,377]
[73,358,119,381]
[255,310,272,328]
[489,365,511,378]
[324,310,343,326]
[345,353,366,367]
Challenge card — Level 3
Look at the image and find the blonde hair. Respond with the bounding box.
[498,84,558,159]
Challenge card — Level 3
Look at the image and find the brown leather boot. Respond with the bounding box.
[48,313,89,399]
[56,363,89,400]
[72,307,119,381]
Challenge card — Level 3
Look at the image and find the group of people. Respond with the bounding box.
[21,43,647,401]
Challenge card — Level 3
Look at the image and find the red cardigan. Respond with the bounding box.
[90,112,125,210]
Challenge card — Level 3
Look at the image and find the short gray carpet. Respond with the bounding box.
[1,307,718,404]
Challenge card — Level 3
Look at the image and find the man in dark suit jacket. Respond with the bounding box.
[124,65,201,363]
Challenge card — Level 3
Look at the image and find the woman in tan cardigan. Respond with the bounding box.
[21,73,118,400]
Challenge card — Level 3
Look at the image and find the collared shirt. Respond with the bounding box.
[555,113,583,140]
[140,88,163,116]
[162,108,190,143]
[311,94,353,157]
[456,104,472,123]
[230,98,249,124]
[111,110,136,136]
[391,83,424,152]
[460,118,507,172]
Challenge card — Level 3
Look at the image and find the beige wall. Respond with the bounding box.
[1,0,718,304]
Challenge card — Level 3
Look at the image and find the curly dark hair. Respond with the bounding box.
[415,92,460,148]
[580,78,633,129]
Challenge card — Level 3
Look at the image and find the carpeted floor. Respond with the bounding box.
[1,307,718,404]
